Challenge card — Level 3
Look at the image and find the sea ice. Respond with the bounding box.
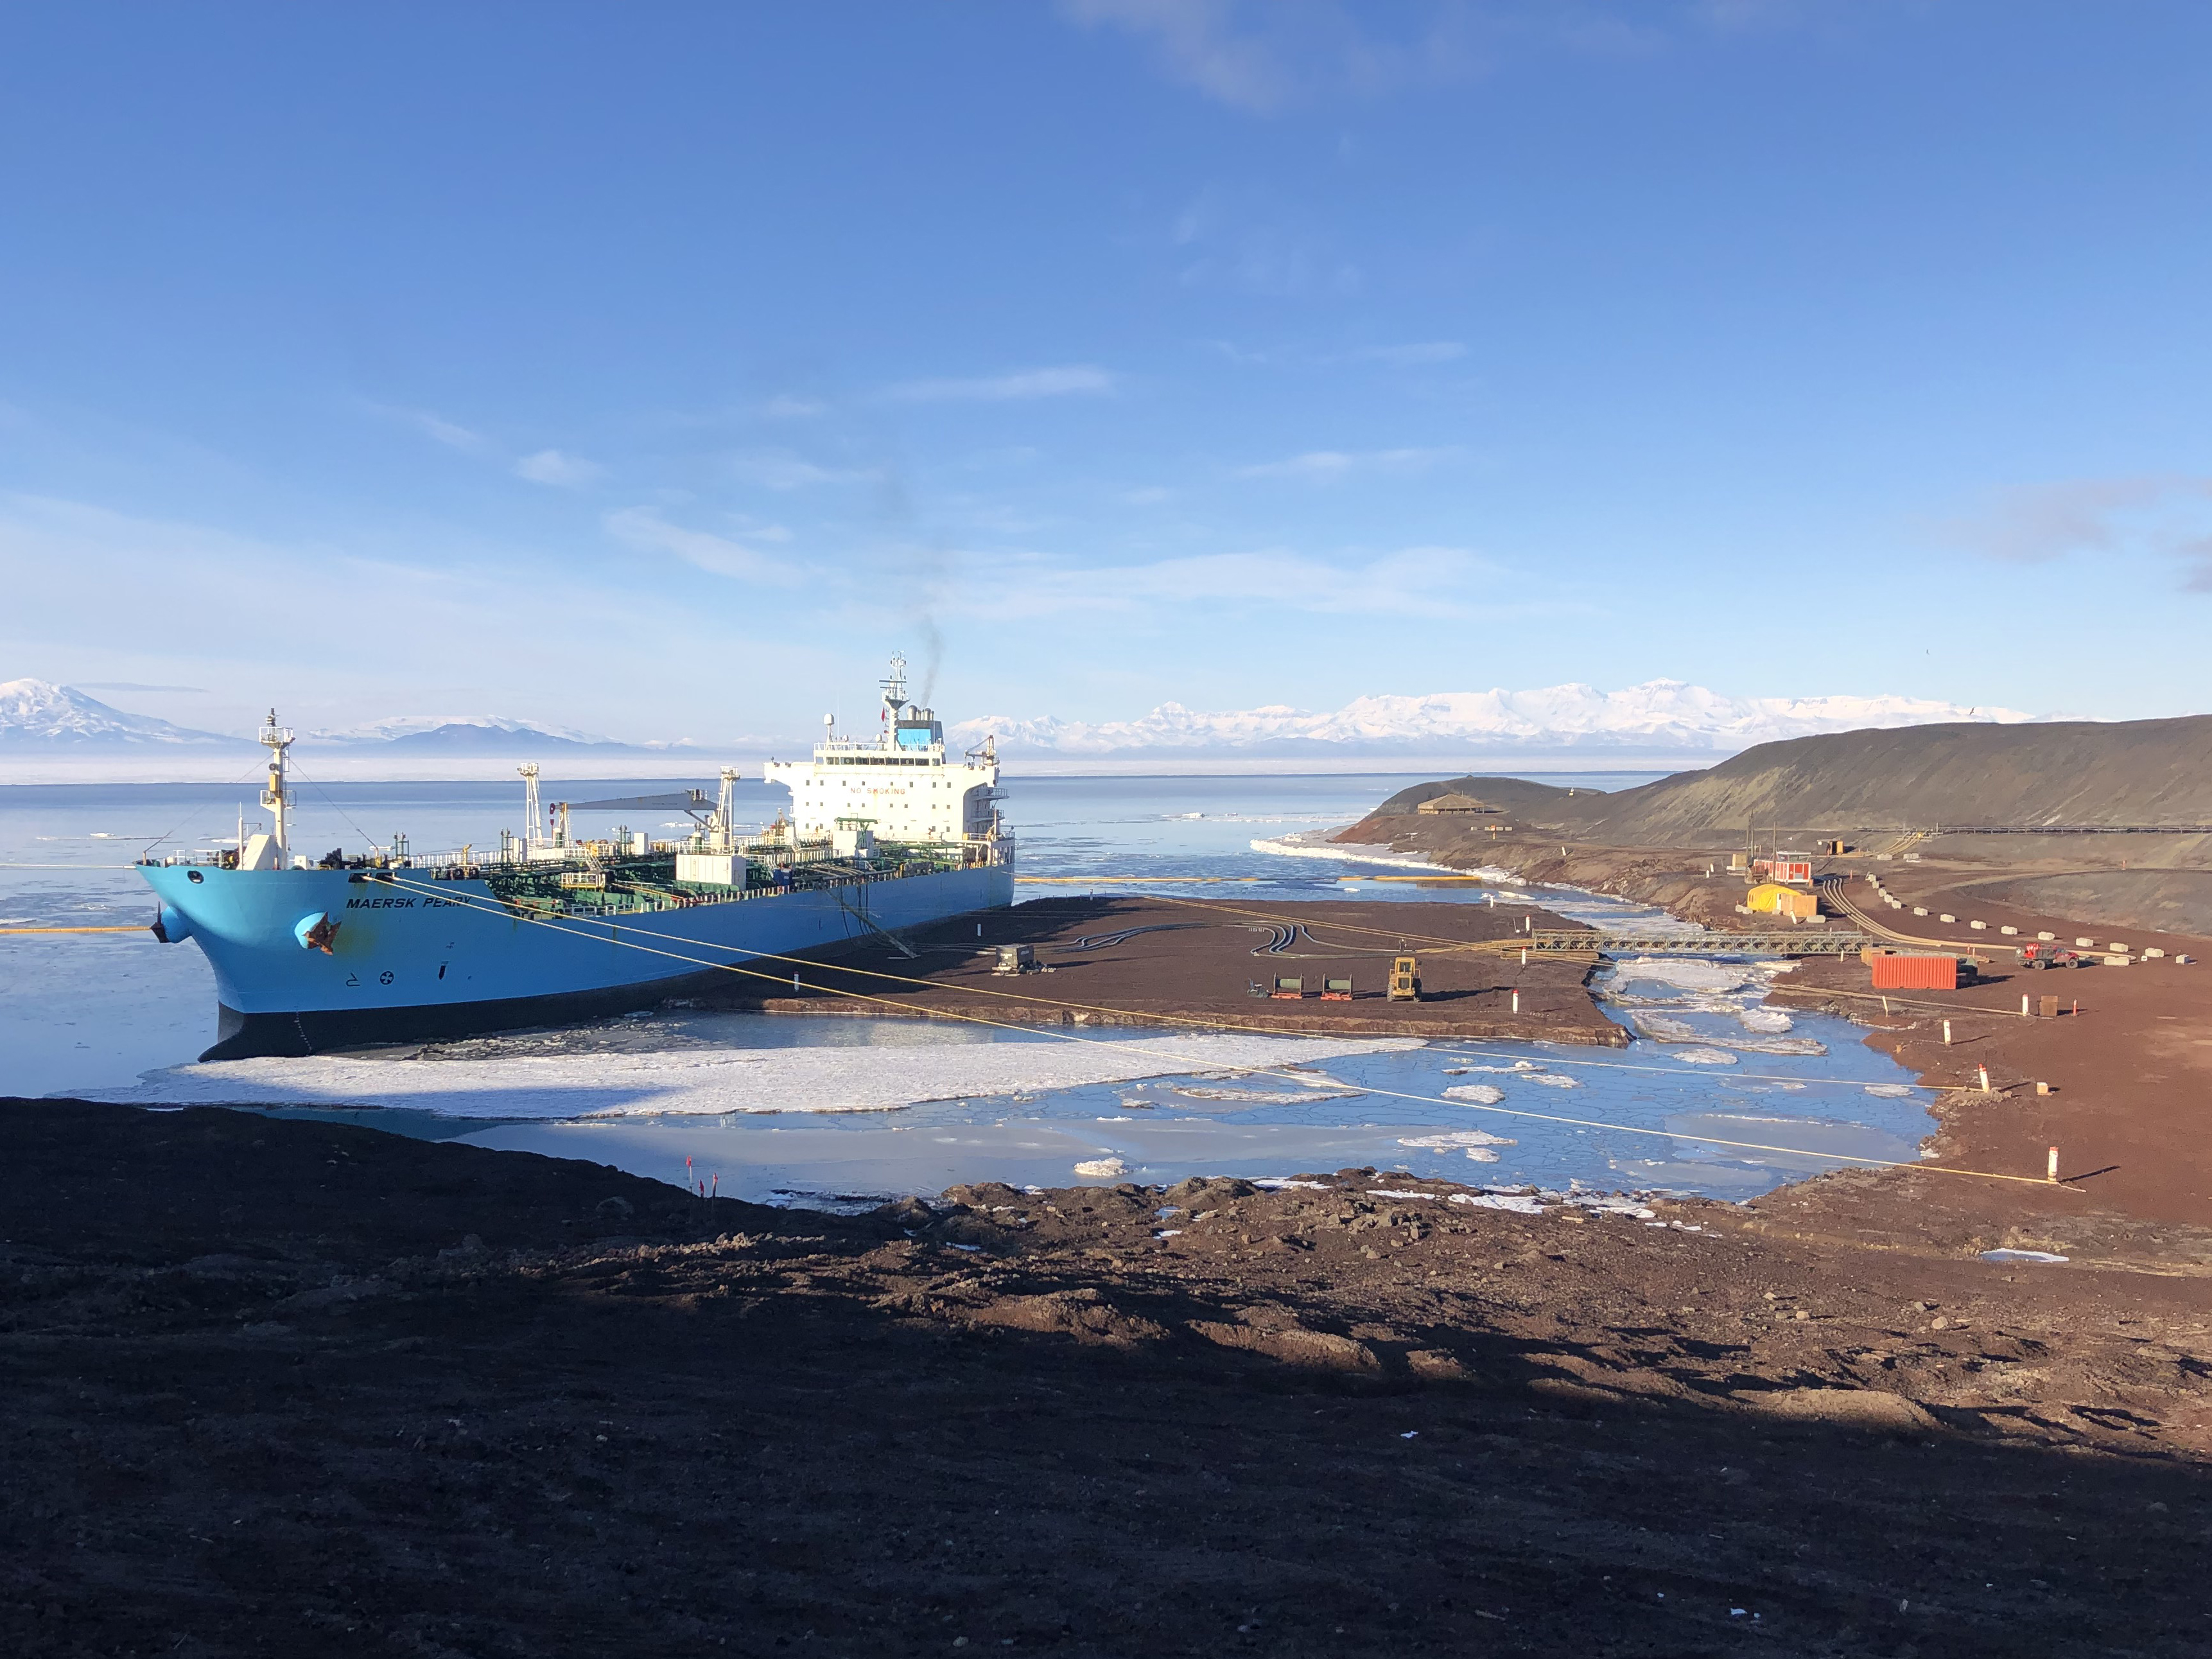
[1608,957,1764,993]
[1449,1192,1545,1215]
[73,1031,1428,1121]
[1863,1083,1919,1098]
[1072,1157,1128,1179]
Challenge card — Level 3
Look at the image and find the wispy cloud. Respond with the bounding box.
[361,402,483,452]
[604,507,803,585]
[1172,188,1359,297]
[1942,476,2212,584]
[74,681,208,693]
[763,394,827,419]
[727,450,871,490]
[1343,340,1465,366]
[514,449,604,487]
[880,365,1117,403]
[1061,0,1482,114]
[953,542,1504,622]
[1235,446,1460,482]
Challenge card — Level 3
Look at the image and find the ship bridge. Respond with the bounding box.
[762,653,1002,848]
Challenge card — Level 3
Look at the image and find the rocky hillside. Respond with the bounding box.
[1381,716,2212,843]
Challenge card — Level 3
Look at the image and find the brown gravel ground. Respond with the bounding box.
[703,895,1629,1047]
[6,1098,2212,1658]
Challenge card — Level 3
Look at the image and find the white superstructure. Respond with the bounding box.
[764,655,1002,848]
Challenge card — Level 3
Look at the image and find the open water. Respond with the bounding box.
[1,770,1937,1206]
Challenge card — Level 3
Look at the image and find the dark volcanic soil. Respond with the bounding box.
[7,1100,2212,1658]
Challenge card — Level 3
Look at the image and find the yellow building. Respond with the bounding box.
[1745,882,1820,920]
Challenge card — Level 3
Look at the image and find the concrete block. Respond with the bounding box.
[2107,942,2129,952]
[2143,947,2166,959]
[1913,907,1928,917]
[1969,919,1987,931]
[1938,913,1956,924]
[2104,954,2131,968]
[1999,925,2017,936]
[2037,932,2055,942]
[2075,936,2094,947]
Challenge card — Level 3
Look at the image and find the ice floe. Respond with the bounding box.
[1443,1083,1506,1105]
[1671,1047,1739,1066]
[1398,1129,1517,1164]
[1172,1084,1365,1105]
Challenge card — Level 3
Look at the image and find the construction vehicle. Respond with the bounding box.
[2017,941,2085,970]
[1386,954,1420,1002]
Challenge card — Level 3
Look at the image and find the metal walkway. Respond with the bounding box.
[1525,929,1881,957]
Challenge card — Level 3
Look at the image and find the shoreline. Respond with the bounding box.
[1328,809,2212,1251]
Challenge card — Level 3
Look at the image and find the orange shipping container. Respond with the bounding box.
[1871,953,1960,990]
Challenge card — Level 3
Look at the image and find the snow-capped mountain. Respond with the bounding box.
[0,680,243,746]
[950,681,2035,758]
[304,714,651,750]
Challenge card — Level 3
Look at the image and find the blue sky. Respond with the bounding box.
[3,1,2210,746]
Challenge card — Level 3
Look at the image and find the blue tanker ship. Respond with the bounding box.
[141,658,1015,1059]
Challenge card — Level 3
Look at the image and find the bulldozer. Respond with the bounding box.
[1386,954,1420,1002]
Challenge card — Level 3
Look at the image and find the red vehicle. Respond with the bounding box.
[2017,942,2084,969]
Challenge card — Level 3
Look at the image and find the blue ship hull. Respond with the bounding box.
[139,862,1015,1060]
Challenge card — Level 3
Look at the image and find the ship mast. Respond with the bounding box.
[258,709,294,858]
[519,764,543,853]
[879,650,908,746]
[715,766,738,852]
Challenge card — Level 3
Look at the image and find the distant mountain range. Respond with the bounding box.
[0,681,673,753]
[304,714,679,753]
[949,681,2037,759]
[0,675,2048,774]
